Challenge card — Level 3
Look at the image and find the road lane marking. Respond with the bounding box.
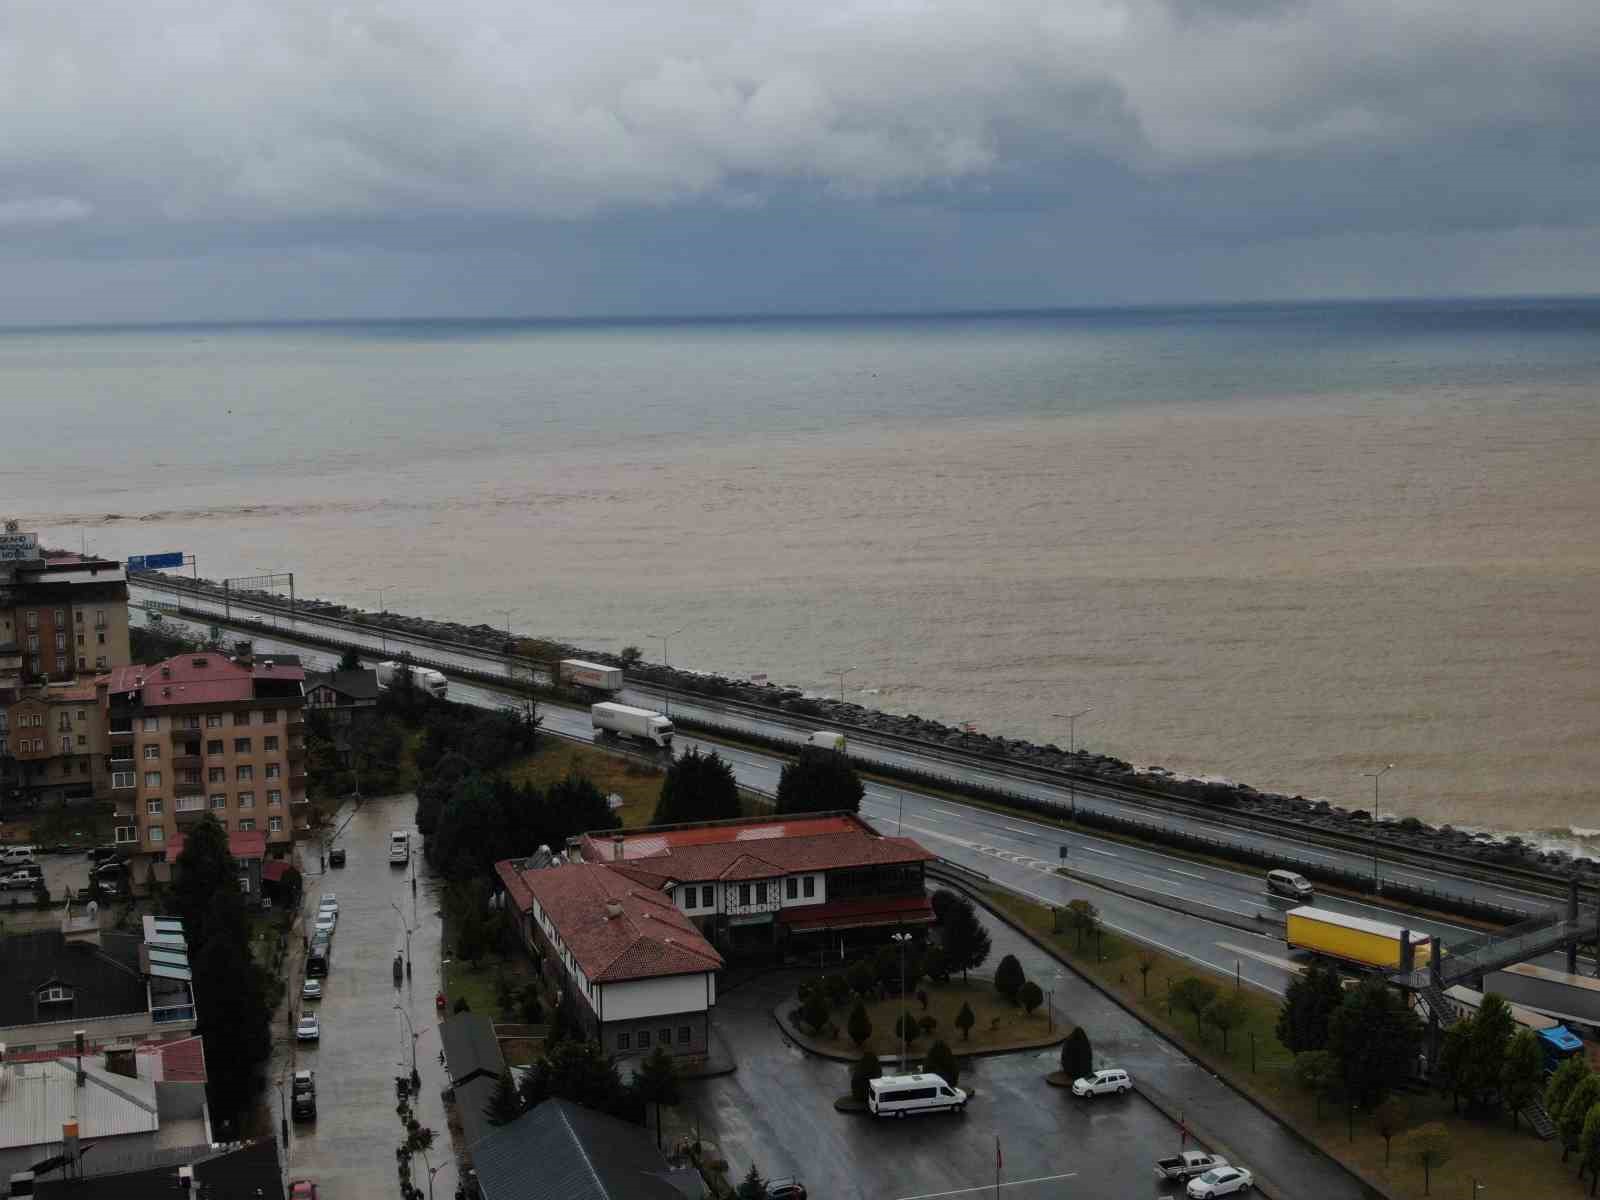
[1079,846,1117,856]
[1002,826,1033,835]
[893,1173,1080,1200]
[1167,868,1208,880]
[1216,941,1306,975]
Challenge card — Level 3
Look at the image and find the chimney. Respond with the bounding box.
[611,835,625,861]
[604,900,623,920]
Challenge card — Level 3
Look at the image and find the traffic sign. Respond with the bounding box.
[128,552,185,571]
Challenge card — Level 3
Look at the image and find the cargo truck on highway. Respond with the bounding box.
[1285,907,1434,972]
[560,659,624,692]
[376,660,448,699]
[592,702,674,749]
[1484,963,1600,1031]
[806,731,847,753]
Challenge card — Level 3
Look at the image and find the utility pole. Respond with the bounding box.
[646,628,684,717]
[1364,763,1394,894]
[1052,707,1092,820]
[831,667,855,704]
[891,931,912,1065]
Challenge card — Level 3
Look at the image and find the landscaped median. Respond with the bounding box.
[973,882,1587,1200]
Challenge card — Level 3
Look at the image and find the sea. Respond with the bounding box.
[4,299,1599,855]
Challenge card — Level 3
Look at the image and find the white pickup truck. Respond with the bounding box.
[1153,1152,1228,1182]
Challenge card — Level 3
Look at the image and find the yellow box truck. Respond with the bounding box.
[1285,907,1433,972]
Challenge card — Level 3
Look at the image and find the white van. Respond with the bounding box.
[389,831,410,864]
[1266,869,1314,899]
[0,846,37,865]
[867,1073,967,1117]
[807,731,847,753]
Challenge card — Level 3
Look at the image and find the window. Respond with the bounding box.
[143,770,161,788]
[680,888,694,909]
[146,798,163,815]
[76,633,84,647]
[264,735,279,751]
[55,632,66,650]
[786,877,798,900]
[95,655,106,668]
[76,734,86,746]
[701,885,714,909]
[176,796,204,813]
[238,818,255,831]
[53,609,64,624]
[269,816,283,832]
[253,709,265,725]
[95,610,105,629]
[78,656,86,669]
[678,1026,691,1045]
[210,794,227,810]
[659,1027,671,1046]
[803,875,815,898]
[208,767,225,783]
[265,763,281,780]
[738,883,751,906]
[39,985,72,1003]
[111,771,135,789]
[75,611,83,624]
[149,827,164,842]
[638,1030,650,1048]
[617,1032,631,1050]
[97,632,105,645]
[144,744,161,759]
[55,656,66,672]
[233,712,249,726]
[239,792,255,808]
[205,713,223,728]
[58,713,72,731]
[234,737,251,754]
[237,764,253,781]
[26,634,39,652]
[59,737,72,754]
[206,739,223,755]
[26,611,37,630]
[142,716,159,732]
[268,790,282,807]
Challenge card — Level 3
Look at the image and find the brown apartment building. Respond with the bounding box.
[0,552,131,683]
[101,651,307,888]
[2,681,110,807]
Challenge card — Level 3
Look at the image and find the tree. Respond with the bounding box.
[1171,977,1219,1039]
[1548,1056,1592,1133]
[847,959,877,999]
[955,1001,976,1042]
[875,945,903,994]
[1066,899,1099,951]
[1275,963,1344,1053]
[736,1164,768,1200]
[653,747,741,825]
[847,1001,873,1048]
[518,1039,641,1125]
[894,1011,922,1048]
[172,814,239,943]
[1435,1023,1471,1113]
[1500,1028,1546,1129]
[1401,1123,1452,1196]
[1060,1027,1093,1080]
[619,646,643,667]
[1582,1104,1600,1192]
[800,989,830,1035]
[940,895,992,981]
[484,1071,523,1126]
[994,954,1025,1005]
[337,646,363,671]
[924,1039,961,1087]
[922,944,949,984]
[1561,1077,1600,1164]
[851,1050,883,1102]
[1373,1097,1408,1165]
[634,1045,682,1150]
[1019,980,1044,1016]
[1460,992,1515,1112]
[1326,979,1423,1107]
[1294,1050,1338,1119]
[775,747,864,815]
[1205,994,1248,1054]
[930,889,960,925]
[1136,949,1157,998]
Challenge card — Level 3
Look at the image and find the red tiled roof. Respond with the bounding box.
[779,894,936,933]
[617,815,862,850]
[140,1035,208,1083]
[495,860,722,984]
[106,653,304,708]
[581,823,934,886]
[165,829,268,864]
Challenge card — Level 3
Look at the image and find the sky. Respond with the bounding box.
[3,0,1600,324]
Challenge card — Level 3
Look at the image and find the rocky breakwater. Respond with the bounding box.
[143,572,1599,884]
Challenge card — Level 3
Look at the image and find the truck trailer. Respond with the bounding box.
[560,659,624,692]
[806,730,847,753]
[1484,963,1600,1031]
[591,702,674,749]
[376,660,448,699]
[1285,906,1434,972]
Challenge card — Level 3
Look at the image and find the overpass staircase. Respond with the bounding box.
[1390,905,1598,993]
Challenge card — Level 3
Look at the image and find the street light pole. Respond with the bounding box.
[274,1078,289,1149]
[1051,708,1093,820]
[1364,763,1394,895]
[492,609,516,680]
[831,667,855,704]
[891,931,912,1065]
[646,627,685,717]
[375,588,389,655]
[394,1001,420,1085]
[391,900,413,976]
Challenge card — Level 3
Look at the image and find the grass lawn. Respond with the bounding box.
[442,953,543,1023]
[505,740,665,828]
[982,886,1588,1200]
[795,977,1061,1058]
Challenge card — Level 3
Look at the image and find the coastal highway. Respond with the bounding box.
[133,580,1568,921]
[135,608,1591,993]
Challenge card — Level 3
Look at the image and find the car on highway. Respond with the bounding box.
[1267,869,1313,899]
[301,978,323,1001]
[296,1013,321,1042]
[767,1179,808,1200]
[1187,1166,1253,1197]
[328,847,346,867]
[289,1181,320,1200]
[1071,1068,1131,1098]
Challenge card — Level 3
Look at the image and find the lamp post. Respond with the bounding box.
[1051,708,1092,819]
[831,667,855,704]
[391,900,413,978]
[274,1077,289,1149]
[375,587,390,654]
[891,931,913,1065]
[646,627,684,716]
[492,609,516,679]
[419,1144,443,1200]
[1364,763,1394,894]
[393,1000,420,1086]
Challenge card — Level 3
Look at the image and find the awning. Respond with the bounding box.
[779,894,936,934]
[261,860,292,883]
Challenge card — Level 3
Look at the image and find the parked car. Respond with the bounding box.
[328,847,346,867]
[291,1070,317,1120]
[88,845,121,863]
[301,978,323,1001]
[296,1014,321,1042]
[767,1179,808,1200]
[318,893,338,912]
[289,1182,320,1200]
[1071,1068,1131,1098]
[313,913,336,935]
[1155,1152,1229,1182]
[3,868,43,890]
[1187,1166,1253,1197]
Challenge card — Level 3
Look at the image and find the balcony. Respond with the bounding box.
[175,805,208,826]
[287,745,305,763]
[173,755,202,770]
[152,1001,197,1026]
[169,726,203,741]
[174,780,204,797]
[109,727,135,744]
[111,774,136,792]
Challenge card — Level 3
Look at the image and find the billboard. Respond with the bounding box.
[128,552,185,571]
[0,531,40,562]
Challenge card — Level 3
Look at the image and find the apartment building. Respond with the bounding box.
[2,681,109,806]
[101,651,307,886]
[0,551,131,683]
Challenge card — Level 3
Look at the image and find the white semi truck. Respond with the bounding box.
[591,702,674,749]
[560,659,624,692]
[376,660,449,699]
[806,730,847,752]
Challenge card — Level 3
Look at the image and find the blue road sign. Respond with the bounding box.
[128,552,185,570]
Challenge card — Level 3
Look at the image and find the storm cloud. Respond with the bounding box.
[3,0,1598,320]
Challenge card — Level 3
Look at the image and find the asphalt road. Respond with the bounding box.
[278,794,456,1200]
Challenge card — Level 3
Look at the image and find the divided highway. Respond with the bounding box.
[133,602,1587,996]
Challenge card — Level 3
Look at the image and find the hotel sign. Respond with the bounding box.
[0,531,40,562]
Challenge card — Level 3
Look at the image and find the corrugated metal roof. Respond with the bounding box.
[474,1098,702,1200]
[0,1059,159,1151]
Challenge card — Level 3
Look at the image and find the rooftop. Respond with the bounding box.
[579,813,934,885]
[304,667,381,702]
[496,861,723,985]
[0,930,148,1031]
[0,1057,159,1152]
[439,1012,506,1087]
[473,1098,703,1200]
[31,1136,283,1200]
[164,829,268,864]
[104,652,305,708]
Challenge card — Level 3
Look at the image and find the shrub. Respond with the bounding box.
[824,974,852,1007]
[922,945,949,984]
[851,1050,882,1102]
[1060,1027,1093,1080]
[452,996,471,1014]
[1019,980,1043,1016]
[924,1039,961,1088]
[847,1001,873,1048]
[955,1002,976,1042]
[894,1011,922,1047]
[994,954,1025,1004]
[847,959,877,999]
[918,1015,938,1036]
[800,990,830,1035]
